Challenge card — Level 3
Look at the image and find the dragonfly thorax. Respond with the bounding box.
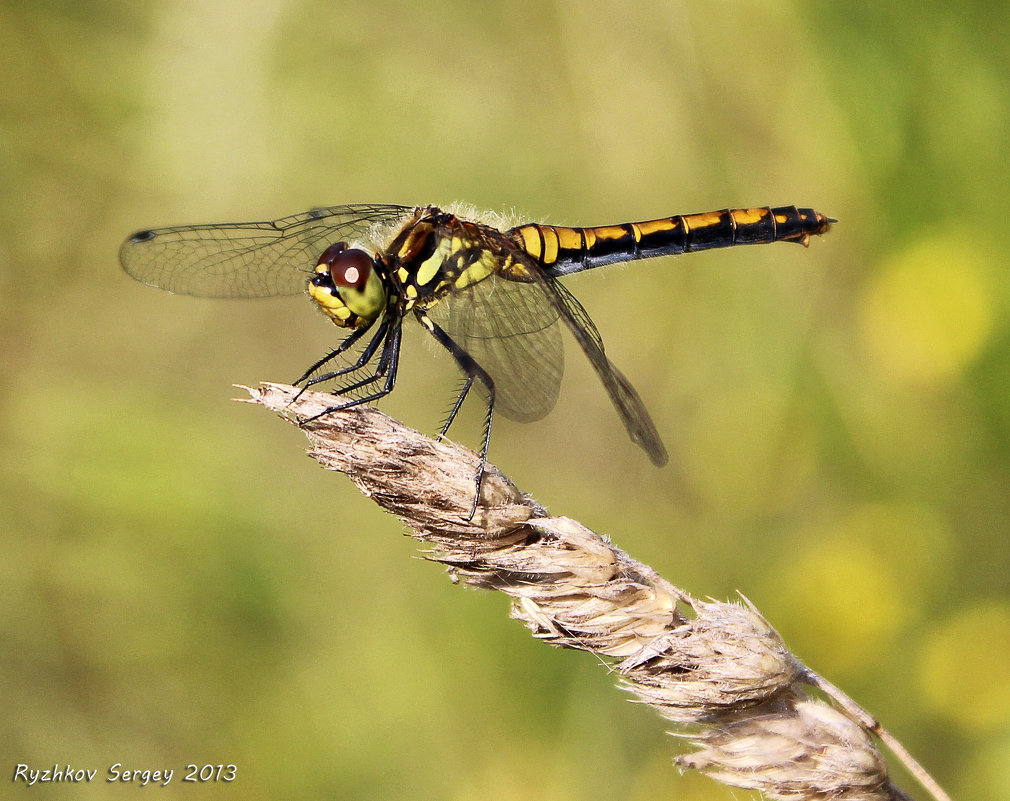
[385,211,509,304]
[309,242,388,329]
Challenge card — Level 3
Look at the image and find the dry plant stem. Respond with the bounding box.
[242,382,950,801]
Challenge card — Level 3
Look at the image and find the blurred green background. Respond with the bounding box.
[3,0,1008,798]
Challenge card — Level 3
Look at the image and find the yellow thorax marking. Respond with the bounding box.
[412,235,462,289]
[414,247,445,287]
[453,250,495,290]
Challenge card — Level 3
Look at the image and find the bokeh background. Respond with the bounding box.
[3,1,1008,798]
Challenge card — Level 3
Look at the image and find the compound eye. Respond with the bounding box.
[318,243,373,291]
[317,242,347,265]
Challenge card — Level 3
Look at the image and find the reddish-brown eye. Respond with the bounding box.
[317,242,348,265]
[317,243,372,290]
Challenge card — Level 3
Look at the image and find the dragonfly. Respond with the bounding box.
[121,203,833,514]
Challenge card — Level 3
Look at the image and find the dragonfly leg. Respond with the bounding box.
[417,309,495,521]
[298,323,402,423]
[438,375,476,440]
[475,392,494,517]
[293,323,371,386]
[297,315,390,391]
[322,321,400,398]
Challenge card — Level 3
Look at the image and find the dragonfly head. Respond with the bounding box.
[309,242,387,328]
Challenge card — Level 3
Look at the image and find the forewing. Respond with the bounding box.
[427,271,564,424]
[119,204,412,298]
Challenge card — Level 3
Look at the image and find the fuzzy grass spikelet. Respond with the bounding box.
[244,383,948,801]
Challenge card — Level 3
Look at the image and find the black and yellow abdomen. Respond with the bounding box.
[510,206,834,277]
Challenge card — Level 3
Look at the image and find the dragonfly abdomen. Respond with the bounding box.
[511,206,833,277]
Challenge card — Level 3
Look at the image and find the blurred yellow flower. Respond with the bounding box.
[919,601,1010,732]
[859,237,993,386]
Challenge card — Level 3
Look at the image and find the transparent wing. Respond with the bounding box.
[119,204,413,298]
[427,272,564,423]
[522,261,669,467]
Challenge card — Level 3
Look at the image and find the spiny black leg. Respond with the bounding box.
[416,309,495,521]
[439,375,475,439]
[293,323,372,387]
[476,389,494,510]
[299,323,402,423]
[301,315,391,390]
[322,319,400,398]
